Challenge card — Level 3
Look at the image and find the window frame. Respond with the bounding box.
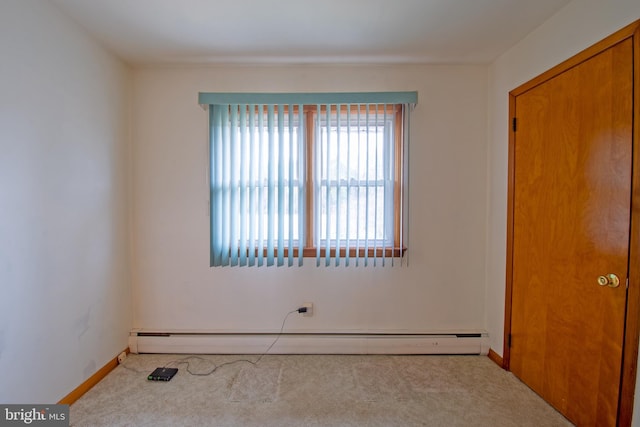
[302,104,405,258]
[239,104,405,259]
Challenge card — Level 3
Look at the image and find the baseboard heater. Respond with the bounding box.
[129,331,489,355]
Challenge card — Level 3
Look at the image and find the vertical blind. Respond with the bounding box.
[199,92,417,267]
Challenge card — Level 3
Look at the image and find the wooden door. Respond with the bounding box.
[509,38,633,425]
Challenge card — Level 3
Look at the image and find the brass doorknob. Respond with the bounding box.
[597,274,620,288]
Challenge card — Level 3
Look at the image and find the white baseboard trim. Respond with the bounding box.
[129,332,490,355]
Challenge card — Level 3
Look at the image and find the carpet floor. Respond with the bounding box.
[70,354,572,426]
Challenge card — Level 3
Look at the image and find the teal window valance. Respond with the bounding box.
[199,91,417,107]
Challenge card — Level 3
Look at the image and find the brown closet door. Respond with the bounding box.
[510,38,633,426]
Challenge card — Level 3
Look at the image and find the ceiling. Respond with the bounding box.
[51,0,571,65]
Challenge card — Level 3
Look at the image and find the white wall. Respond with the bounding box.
[0,0,132,403]
[131,64,488,335]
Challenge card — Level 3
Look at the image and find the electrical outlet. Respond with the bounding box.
[302,302,313,317]
[117,351,127,364]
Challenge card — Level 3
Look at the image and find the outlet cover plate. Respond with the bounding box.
[302,302,313,317]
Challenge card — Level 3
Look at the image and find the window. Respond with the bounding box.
[200,92,416,267]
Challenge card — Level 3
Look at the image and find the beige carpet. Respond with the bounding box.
[70,354,572,426]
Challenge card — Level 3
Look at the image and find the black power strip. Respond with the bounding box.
[148,367,178,381]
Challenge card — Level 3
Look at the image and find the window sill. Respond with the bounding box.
[239,247,407,258]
